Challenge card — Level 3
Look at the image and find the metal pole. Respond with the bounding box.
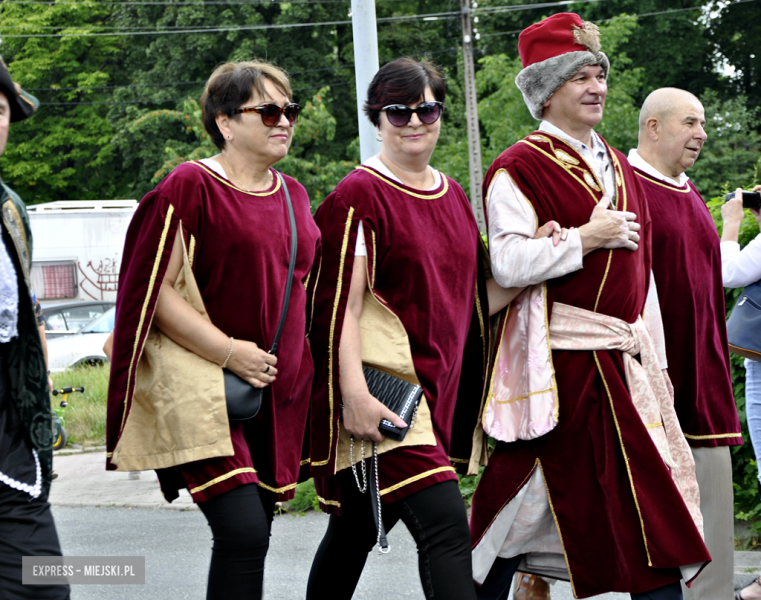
[461,0,486,230]
[351,0,381,162]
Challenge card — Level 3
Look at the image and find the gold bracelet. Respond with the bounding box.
[221,337,234,369]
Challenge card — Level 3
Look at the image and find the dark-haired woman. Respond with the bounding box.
[305,58,520,600]
[105,60,320,600]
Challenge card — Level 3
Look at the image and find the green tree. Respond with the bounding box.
[0,0,123,202]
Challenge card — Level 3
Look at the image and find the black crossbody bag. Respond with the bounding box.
[225,171,297,421]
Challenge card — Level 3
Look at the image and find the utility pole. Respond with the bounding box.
[351,0,381,162]
[460,0,485,230]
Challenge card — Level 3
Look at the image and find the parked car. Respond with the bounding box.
[40,300,115,338]
[47,307,115,372]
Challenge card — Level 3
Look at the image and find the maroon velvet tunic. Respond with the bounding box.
[470,132,710,598]
[105,161,320,503]
[634,168,741,447]
[307,166,489,510]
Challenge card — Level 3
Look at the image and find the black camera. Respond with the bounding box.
[724,190,761,210]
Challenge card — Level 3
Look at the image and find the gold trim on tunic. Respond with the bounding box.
[355,166,450,200]
[190,161,282,197]
[121,204,175,433]
[189,467,256,494]
[379,466,456,496]
[312,207,355,468]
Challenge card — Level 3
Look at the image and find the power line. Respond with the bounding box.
[2,9,462,38]
[477,0,761,39]
[23,47,459,95]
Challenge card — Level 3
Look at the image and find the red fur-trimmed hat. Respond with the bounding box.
[515,13,609,120]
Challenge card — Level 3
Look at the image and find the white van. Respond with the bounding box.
[27,200,137,305]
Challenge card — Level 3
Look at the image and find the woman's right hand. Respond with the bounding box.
[225,340,278,388]
[579,194,640,255]
[342,389,407,443]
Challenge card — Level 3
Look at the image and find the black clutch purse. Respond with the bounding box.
[727,280,761,361]
[225,171,297,421]
[362,365,424,441]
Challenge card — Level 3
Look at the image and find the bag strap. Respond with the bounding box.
[269,170,297,355]
[369,442,390,553]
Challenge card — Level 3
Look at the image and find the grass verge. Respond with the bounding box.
[51,363,110,447]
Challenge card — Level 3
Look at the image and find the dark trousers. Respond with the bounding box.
[0,484,70,600]
[477,556,683,600]
[198,483,276,600]
[307,478,476,600]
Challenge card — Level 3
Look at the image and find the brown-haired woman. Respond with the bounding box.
[305,58,519,599]
[104,60,320,600]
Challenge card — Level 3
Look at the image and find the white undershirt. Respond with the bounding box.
[355,155,442,256]
[199,157,227,178]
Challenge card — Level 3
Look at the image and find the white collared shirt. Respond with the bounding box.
[626,149,689,187]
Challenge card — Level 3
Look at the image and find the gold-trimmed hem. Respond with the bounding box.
[121,205,175,433]
[379,466,456,496]
[190,161,282,197]
[312,207,355,468]
[258,480,298,494]
[356,166,450,200]
[106,452,113,457]
[645,422,663,430]
[300,458,311,466]
[189,467,256,494]
[475,281,486,368]
[633,170,690,194]
[684,432,743,440]
[593,350,652,566]
[449,457,469,464]
[318,495,341,507]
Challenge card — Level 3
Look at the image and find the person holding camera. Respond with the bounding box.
[721,184,761,600]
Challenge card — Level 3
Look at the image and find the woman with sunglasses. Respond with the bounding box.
[105,60,320,600]
[305,58,520,600]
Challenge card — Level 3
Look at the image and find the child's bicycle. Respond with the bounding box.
[51,386,85,450]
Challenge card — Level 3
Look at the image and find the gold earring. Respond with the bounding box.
[376,132,382,142]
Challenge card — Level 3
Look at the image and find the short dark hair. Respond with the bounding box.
[363,58,446,127]
[201,60,293,150]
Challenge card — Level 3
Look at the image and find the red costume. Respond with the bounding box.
[307,166,489,510]
[634,169,741,447]
[105,161,320,503]
[469,133,710,598]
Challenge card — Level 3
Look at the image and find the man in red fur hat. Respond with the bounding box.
[470,13,710,600]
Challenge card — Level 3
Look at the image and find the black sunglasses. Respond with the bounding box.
[234,103,300,127]
[381,101,444,127]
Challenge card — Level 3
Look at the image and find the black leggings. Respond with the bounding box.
[307,477,476,600]
[477,555,684,600]
[198,483,277,600]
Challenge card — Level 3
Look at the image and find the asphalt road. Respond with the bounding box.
[48,451,761,599]
[52,505,632,600]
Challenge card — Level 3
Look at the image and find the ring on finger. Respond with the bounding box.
[264,365,270,374]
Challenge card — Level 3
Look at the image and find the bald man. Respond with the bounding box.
[628,88,742,600]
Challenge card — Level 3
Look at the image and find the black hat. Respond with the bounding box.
[0,57,38,122]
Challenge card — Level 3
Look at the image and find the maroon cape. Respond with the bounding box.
[635,169,741,447]
[105,161,320,502]
[307,166,489,510]
[470,133,710,598]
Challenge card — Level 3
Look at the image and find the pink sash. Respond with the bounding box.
[548,302,703,535]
